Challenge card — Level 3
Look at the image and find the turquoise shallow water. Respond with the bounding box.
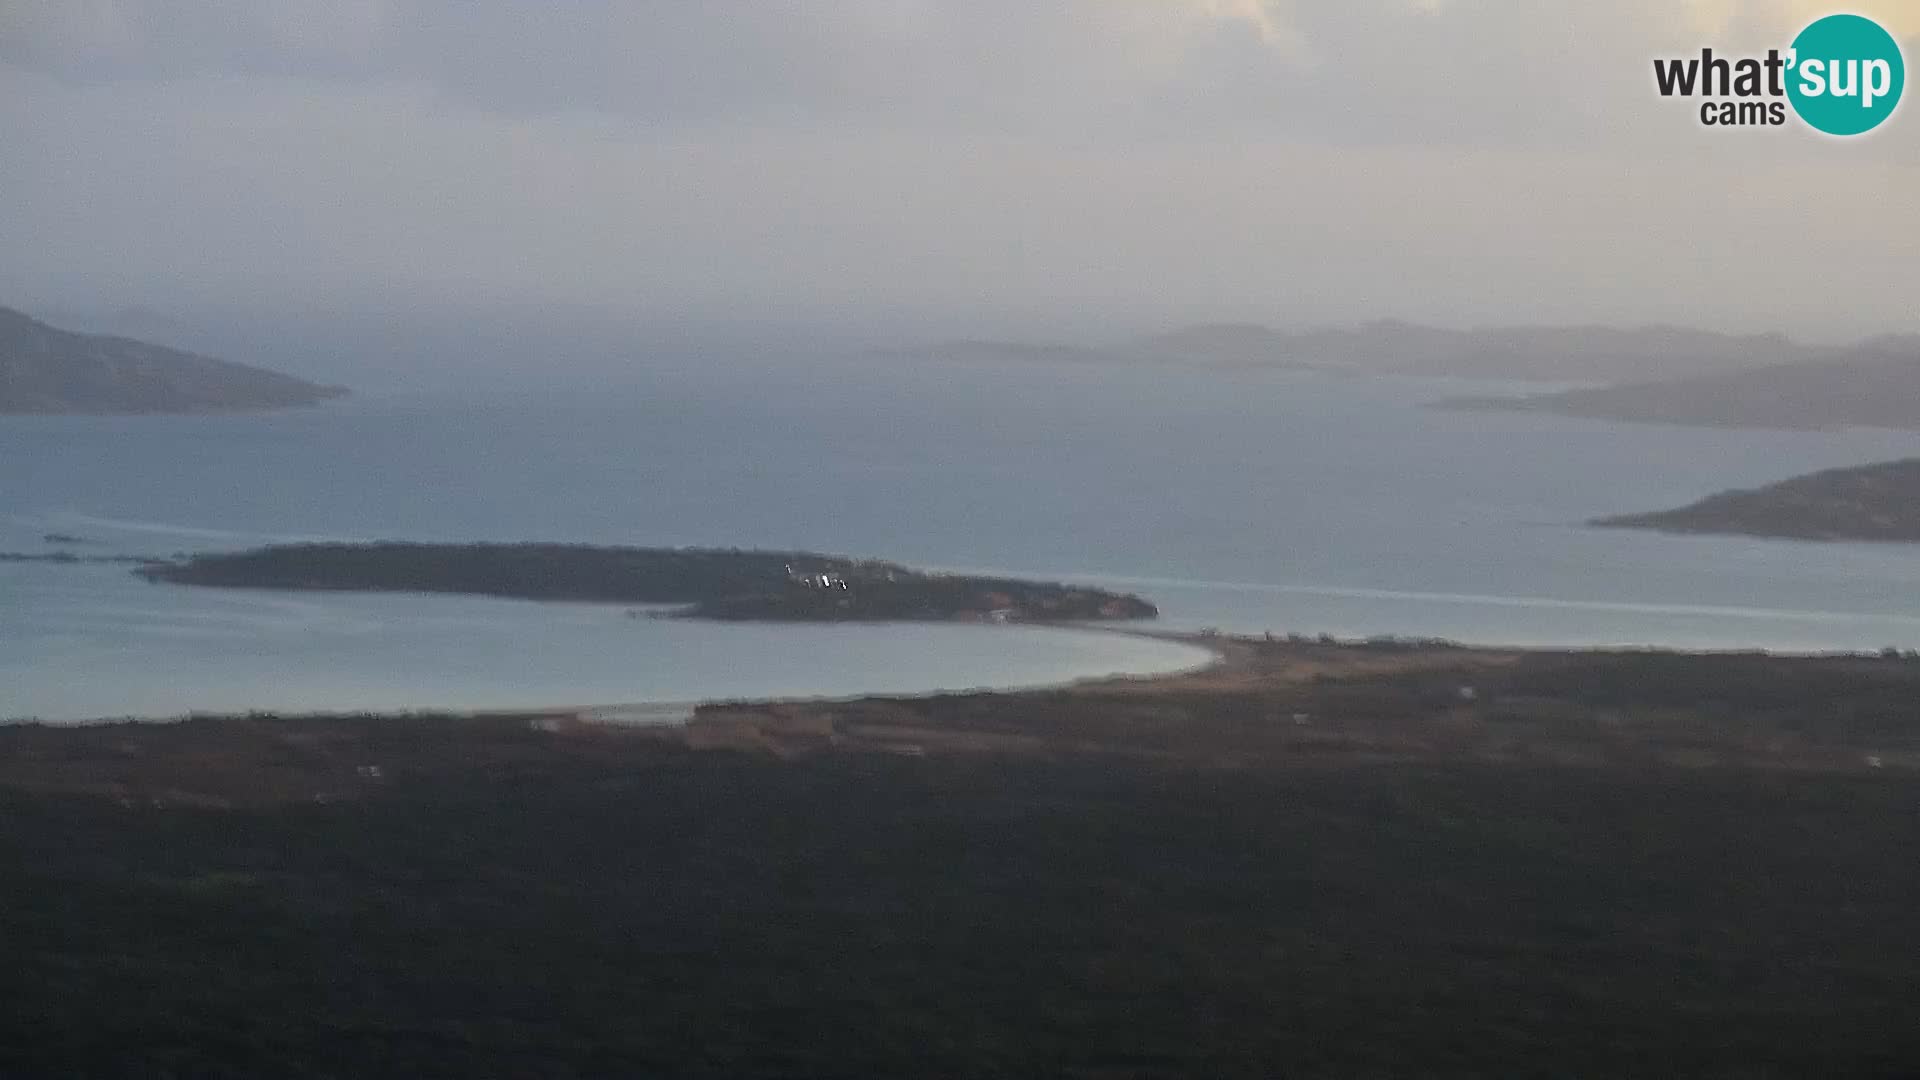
[6,357,1920,720]
[0,558,1210,721]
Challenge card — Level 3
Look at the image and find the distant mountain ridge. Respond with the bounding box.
[1594,459,1920,542]
[0,305,346,415]
[1456,341,1920,430]
[1130,321,1827,381]
[900,322,1832,382]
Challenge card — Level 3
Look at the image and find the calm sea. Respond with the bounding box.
[7,355,1920,721]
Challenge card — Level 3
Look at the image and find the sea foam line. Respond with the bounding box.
[931,564,1920,627]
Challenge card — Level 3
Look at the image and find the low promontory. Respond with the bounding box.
[1593,458,1920,542]
[135,542,1157,623]
[0,304,346,414]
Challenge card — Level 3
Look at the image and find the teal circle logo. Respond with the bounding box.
[1787,14,1905,136]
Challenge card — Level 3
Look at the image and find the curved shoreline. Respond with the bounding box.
[572,627,1231,727]
[5,634,1917,808]
[4,621,1218,727]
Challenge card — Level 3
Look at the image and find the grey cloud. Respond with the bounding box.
[2,1,1917,347]
[2,1,1724,144]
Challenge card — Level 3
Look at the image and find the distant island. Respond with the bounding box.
[1453,339,1920,431]
[1133,321,1824,382]
[0,304,346,415]
[136,542,1158,623]
[1594,459,1920,542]
[901,322,1831,382]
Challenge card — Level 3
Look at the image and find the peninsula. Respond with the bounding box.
[135,542,1157,622]
[0,304,346,414]
[1451,338,1920,431]
[1594,458,1920,542]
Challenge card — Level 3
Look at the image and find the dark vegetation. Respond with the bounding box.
[137,542,1157,622]
[0,749,1916,1074]
[696,640,1920,771]
[4,642,1920,1074]
[0,303,346,414]
[1595,458,1920,542]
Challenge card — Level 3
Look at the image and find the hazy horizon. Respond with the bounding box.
[6,0,1920,358]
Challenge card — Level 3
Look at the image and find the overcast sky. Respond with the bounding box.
[2,0,1916,343]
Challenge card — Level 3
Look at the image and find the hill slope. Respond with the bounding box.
[1594,458,1920,542]
[0,305,345,414]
